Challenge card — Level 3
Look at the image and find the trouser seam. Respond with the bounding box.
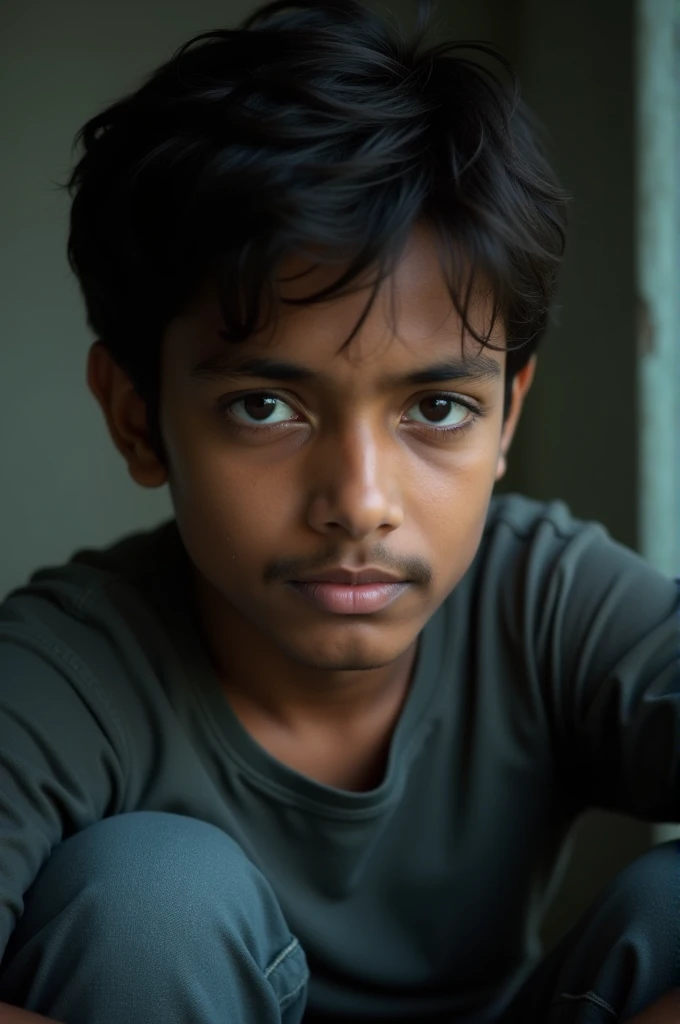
[551,991,618,1018]
[278,976,308,1011]
[264,936,300,979]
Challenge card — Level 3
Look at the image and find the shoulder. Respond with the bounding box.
[475,492,610,593]
[481,491,648,578]
[0,518,186,726]
[475,491,678,631]
[484,491,605,543]
[1,517,182,632]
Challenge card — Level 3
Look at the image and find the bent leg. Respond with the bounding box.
[0,812,309,1024]
[501,840,680,1023]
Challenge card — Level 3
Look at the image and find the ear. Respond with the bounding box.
[87,341,168,489]
[495,355,537,482]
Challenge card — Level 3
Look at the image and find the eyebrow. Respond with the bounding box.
[189,352,502,387]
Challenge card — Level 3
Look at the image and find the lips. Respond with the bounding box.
[288,578,410,615]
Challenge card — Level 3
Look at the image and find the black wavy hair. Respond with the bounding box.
[65,0,569,459]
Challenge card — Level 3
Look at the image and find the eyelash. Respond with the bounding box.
[217,390,486,441]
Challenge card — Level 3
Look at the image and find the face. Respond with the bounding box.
[90,225,535,675]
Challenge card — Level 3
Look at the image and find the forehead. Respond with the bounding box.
[165,226,506,382]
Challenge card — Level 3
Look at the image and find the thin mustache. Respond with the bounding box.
[264,549,433,586]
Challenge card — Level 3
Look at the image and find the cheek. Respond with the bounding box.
[408,450,497,584]
[409,431,500,518]
[420,485,489,559]
[163,415,297,561]
[173,462,293,548]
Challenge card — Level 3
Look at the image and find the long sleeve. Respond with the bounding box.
[0,615,128,960]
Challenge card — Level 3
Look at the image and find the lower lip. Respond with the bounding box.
[288,581,409,615]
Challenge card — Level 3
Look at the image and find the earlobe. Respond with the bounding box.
[125,430,168,488]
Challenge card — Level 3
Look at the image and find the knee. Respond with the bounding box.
[2,816,309,1022]
[616,839,680,894]
[613,839,680,937]
[19,812,273,943]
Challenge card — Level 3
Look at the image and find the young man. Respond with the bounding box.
[0,1,678,1022]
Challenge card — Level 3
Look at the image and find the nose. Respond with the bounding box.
[305,420,404,540]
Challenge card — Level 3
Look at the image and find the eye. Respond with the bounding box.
[227,393,299,426]
[404,395,472,429]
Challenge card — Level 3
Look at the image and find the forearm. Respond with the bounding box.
[0,1003,59,1023]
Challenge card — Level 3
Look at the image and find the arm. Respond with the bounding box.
[0,632,126,967]
[535,517,680,818]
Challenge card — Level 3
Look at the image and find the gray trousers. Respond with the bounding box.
[0,812,677,1023]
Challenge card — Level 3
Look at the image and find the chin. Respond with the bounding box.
[276,625,412,673]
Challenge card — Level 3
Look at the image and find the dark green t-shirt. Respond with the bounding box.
[0,493,678,1021]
